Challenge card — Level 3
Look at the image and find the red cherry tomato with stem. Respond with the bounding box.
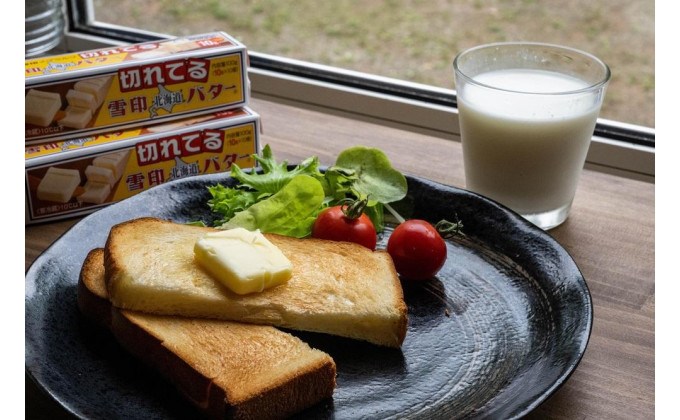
[387,219,448,280]
[312,199,377,250]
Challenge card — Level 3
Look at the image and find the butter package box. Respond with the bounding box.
[25,107,260,224]
[25,32,249,144]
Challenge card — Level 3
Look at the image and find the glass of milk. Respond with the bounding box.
[453,42,610,230]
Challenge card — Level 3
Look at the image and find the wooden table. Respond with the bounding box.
[26,97,655,419]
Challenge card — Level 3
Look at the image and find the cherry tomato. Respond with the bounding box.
[312,206,377,250]
[387,220,447,280]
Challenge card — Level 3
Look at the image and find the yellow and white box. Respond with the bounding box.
[25,107,260,224]
[25,32,249,144]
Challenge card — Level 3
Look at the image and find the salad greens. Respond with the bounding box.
[205,144,407,237]
[220,175,325,238]
[230,145,320,194]
[206,186,259,222]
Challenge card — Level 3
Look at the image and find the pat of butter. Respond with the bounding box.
[194,228,293,295]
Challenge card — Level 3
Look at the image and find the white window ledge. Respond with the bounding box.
[63,31,655,183]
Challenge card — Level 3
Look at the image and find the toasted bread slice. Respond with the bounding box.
[78,248,336,420]
[105,218,408,347]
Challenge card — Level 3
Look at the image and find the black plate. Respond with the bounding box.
[26,172,592,419]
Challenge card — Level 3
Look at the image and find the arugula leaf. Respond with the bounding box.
[230,144,321,194]
[332,146,407,204]
[219,175,325,238]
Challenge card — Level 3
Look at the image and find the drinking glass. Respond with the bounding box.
[26,0,65,57]
[453,42,610,230]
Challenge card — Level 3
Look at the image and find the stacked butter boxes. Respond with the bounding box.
[25,32,261,224]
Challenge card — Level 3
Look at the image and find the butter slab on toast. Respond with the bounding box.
[105,217,408,347]
[78,248,336,420]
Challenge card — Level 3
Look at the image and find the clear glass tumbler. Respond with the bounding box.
[25,0,65,57]
[453,42,610,230]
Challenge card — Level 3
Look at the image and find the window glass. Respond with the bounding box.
[91,0,654,128]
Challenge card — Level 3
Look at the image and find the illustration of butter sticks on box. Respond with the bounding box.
[64,76,113,128]
[36,149,129,205]
[80,150,129,203]
[25,76,113,130]
[36,167,81,203]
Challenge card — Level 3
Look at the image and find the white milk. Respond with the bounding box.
[458,69,601,215]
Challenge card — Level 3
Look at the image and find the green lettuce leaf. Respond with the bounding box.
[206,184,261,225]
[230,144,321,194]
[332,146,407,204]
[314,167,356,205]
[219,175,325,238]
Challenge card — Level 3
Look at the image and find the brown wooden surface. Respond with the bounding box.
[25,97,655,419]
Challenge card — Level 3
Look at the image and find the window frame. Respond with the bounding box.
[65,0,655,182]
